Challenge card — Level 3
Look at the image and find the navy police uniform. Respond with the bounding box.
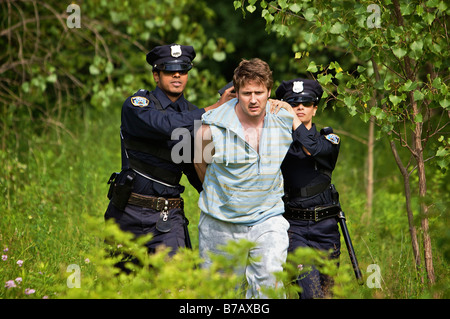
[276,79,341,299]
[105,44,205,260]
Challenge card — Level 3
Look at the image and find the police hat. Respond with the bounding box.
[146,44,196,72]
[275,78,323,106]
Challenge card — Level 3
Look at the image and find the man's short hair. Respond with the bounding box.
[233,58,273,93]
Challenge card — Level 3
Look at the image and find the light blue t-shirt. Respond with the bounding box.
[198,98,293,226]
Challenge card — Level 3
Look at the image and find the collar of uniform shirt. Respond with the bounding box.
[170,101,182,112]
[154,86,185,111]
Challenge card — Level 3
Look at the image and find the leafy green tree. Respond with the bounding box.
[0,0,234,152]
[234,0,449,286]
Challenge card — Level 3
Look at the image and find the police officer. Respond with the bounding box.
[105,43,233,264]
[275,78,341,299]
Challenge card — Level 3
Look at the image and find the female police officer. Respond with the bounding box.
[273,78,341,299]
[105,44,233,268]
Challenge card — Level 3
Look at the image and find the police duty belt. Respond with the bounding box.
[284,204,340,222]
[128,192,184,211]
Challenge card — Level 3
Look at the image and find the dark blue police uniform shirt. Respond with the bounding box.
[120,86,205,198]
[281,123,340,191]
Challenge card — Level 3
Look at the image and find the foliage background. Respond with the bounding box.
[0,0,448,299]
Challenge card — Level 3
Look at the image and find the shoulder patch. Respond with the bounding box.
[325,133,340,144]
[131,96,149,107]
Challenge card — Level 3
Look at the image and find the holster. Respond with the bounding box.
[330,184,339,204]
[107,172,118,200]
[107,172,135,210]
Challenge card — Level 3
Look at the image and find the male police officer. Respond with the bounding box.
[105,44,233,264]
[275,78,341,298]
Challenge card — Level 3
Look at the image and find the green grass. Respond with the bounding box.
[1,106,448,299]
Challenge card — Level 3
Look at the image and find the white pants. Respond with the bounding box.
[198,212,289,298]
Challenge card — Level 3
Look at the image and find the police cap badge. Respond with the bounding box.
[170,45,182,58]
[292,81,304,93]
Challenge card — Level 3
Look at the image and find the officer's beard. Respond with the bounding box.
[164,90,183,102]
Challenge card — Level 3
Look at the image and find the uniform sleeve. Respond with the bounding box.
[182,162,203,193]
[121,96,205,140]
[292,125,340,170]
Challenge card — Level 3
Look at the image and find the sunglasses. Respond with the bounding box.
[289,101,315,107]
[161,70,188,75]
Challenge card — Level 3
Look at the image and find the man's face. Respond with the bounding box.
[153,70,188,99]
[236,80,271,120]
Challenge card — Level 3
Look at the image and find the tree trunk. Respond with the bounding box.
[389,140,422,276]
[412,112,435,284]
[363,57,380,223]
[362,116,374,222]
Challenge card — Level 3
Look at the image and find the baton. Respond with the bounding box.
[183,217,192,249]
[337,210,364,285]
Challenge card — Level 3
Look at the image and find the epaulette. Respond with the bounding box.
[133,89,150,96]
[320,126,333,135]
